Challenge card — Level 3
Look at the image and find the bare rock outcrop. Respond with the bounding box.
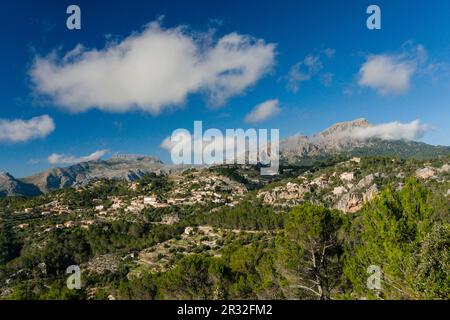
[258,182,309,205]
[334,184,378,213]
[416,167,436,179]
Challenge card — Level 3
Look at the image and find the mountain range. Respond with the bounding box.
[1,119,449,197]
[280,118,450,161]
[0,172,41,197]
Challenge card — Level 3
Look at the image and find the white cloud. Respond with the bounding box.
[358,55,415,95]
[0,115,55,143]
[341,120,429,141]
[48,149,108,164]
[30,21,276,114]
[245,99,281,123]
[358,44,427,95]
[284,49,334,92]
[285,62,312,93]
[320,72,334,87]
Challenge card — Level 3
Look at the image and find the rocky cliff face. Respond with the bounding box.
[257,157,449,213]
[20,155,191,193]
[0,172,41,197]
[280,119,371,158]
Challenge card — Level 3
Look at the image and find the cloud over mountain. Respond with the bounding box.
[0,115,55,143]
[48,149,108,164]
[30,22,276,114]
[339,119,429,140]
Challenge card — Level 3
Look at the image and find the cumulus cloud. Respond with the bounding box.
[0,115,55,143]
[285,62,313,93]
[284,49,334,92]
[48,149,108,164]
[341,120,429,141]
[30,21,276,113]
[358,44,426,95]
[245,99,281,123]
[358,55,415,95]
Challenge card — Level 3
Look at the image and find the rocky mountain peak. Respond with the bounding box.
[0,171,13,179]
[20,154,184,194]
[106,154,163,165]
[280,118,450,161]
[316,118,370,138]
[0,171,41,197]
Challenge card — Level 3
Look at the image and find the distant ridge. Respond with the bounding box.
[280,119,450,162]
[1,119,449,197]
[112,154,150,159]
[0,172,41,197]
[19,155,187,194]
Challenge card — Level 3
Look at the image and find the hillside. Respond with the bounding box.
[0,154,448,300]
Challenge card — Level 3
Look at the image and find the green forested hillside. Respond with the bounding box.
[0,156,448,300]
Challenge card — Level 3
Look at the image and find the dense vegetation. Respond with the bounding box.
[0,156,448,300]
[117,179,449,300]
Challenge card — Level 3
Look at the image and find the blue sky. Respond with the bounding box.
[1,0,450,177]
